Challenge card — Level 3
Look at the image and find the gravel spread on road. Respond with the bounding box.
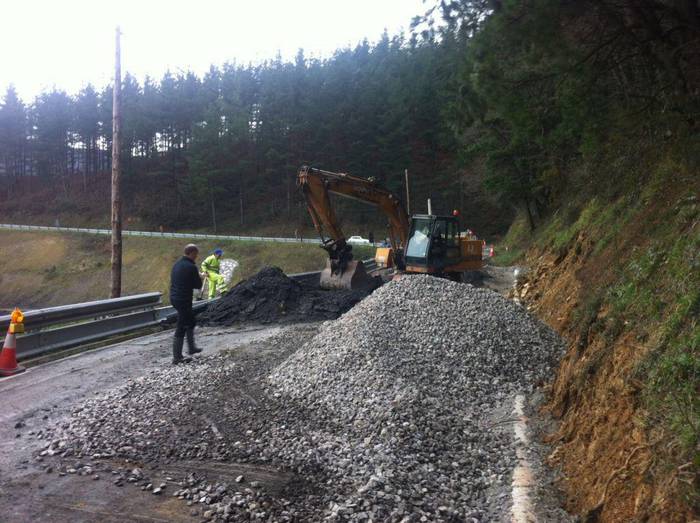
[38,275,564,522]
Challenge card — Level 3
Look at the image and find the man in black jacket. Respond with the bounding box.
[170,244,204,364]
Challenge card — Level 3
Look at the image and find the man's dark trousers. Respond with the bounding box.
[172,299,195,339]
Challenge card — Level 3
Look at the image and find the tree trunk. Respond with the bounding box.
[209,181,217,233]
[82,142,87,192]
[286,174,291,217]
[523,198,535,232]
[239,173,244,226]
[404,169,411,215]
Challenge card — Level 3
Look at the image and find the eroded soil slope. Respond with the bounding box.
[512,181,698,522]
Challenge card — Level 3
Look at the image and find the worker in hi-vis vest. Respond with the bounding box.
[201,248,227,299]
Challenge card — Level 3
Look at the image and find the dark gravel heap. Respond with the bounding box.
[199,266,368,325]
[38,276,565,522]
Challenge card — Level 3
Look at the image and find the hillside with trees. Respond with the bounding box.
[2,2,697,237]
[0,32,511,238]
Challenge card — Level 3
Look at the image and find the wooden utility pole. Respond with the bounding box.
[110,26,122,298]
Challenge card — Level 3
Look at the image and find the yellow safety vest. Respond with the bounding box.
[201,254,220,274]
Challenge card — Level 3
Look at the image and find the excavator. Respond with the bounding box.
[297,166,483,290]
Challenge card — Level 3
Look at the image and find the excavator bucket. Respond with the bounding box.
[320,260,373,291]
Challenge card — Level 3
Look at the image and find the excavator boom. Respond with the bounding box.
[297,166,410,289]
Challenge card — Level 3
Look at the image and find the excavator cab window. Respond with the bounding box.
[406,218,432,260]
[431,220,448,259]
[433,220,446,241]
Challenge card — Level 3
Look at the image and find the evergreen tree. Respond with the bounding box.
[0,85,29,194]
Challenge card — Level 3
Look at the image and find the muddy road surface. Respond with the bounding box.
[0,325,294,523]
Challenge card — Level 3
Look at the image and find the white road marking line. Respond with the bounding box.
[512,394,537,523]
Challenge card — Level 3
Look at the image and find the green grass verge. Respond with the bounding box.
[0,230,376,308]
[492,215,531,266]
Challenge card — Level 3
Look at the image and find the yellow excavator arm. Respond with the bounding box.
[297,166,410,288]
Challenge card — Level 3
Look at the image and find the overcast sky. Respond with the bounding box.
[0,0,428,102]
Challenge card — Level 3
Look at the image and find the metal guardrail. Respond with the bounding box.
[0,256,431,360]
[0,224,387,248]
[9,296,221,361]
[17,309,164,360]
[0,223,324,244]
[0,292,161,331]
[2,293,166,360]
[2,259,378,362]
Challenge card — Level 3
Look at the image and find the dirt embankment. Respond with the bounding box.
[514,211,698,522]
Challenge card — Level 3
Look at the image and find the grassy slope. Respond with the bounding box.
[0,230,375,309]
[498,159,699,521]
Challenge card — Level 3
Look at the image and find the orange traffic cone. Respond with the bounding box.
[0,308,26,377]
[489,246,495,257]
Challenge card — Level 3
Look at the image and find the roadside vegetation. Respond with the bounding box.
[0,230,374,309]
[500,149,699,517]
[441,1,699,518]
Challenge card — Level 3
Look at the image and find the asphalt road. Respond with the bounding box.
[0,325,283,523]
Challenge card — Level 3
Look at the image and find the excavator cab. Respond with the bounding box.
[404,215,462,274]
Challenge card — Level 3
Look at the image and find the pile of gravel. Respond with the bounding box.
[267,275,563,520]
[199,266,368,325]
[39,276,563,522]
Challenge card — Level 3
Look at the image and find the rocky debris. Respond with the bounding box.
[39,276,563,521]
[218,259,238,285]
[266,276,563,520]
[199,266,369,325]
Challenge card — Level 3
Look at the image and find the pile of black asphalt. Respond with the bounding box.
[198,266,370,325]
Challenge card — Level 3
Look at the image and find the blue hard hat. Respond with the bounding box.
[214,249,223,256]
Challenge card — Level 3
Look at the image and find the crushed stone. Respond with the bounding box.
[38,275,565,522]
